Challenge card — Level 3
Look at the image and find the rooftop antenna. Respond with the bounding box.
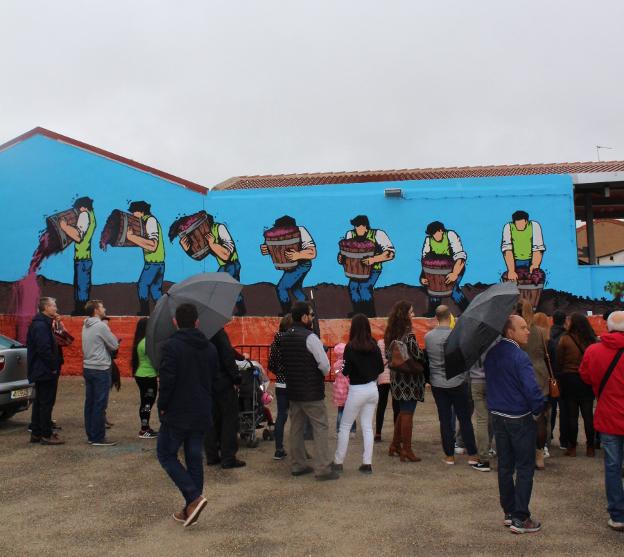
[596,145,613,161]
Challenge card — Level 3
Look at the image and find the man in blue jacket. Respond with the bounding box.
[27,297,64,445]
[156,303,219,528]
[485,315,544,534]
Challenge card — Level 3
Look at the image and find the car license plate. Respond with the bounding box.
[11,388,32,400]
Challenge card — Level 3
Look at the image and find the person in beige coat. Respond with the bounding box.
[516,301,550,470]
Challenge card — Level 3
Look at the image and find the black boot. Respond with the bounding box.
[362,299,377,318]
[137,299,150,316]
[71,300,85,316]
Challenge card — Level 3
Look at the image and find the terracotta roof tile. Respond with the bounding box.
[215,161,624,190]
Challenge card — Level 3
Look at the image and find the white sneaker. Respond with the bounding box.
[488,448,497,458]
[543,446,550,458]
[608,518,624,531]
[454,446,466,455]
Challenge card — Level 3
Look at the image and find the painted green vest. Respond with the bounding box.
[352,228,383,271]
[143,216,165,264]
[74,210,96,261]
[430,232,451,256]
[211,223,239,267]
[510,222,533,261]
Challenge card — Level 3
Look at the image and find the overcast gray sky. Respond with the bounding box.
[1,0,623,188]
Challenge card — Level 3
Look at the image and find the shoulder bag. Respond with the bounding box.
[542,330,560,398]
[389,336,424,376]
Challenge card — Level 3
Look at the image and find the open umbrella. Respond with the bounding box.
[145,272,243,368]
[444,282,519,379]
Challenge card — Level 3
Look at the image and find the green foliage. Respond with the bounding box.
[604,281,624,301]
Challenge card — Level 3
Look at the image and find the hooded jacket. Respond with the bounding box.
[26,313,61,382]
[82,317,119,370]
[579,332,624,436]
[157,328,219,431]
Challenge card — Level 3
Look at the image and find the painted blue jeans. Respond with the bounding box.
[277,261,312,304]
[348,269,381,303]
[138,262,165,302]
[218,260,243,303]
[601,433,624,523]
[74,259,93,303]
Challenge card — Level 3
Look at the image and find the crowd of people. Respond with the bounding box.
[24,295,624,532]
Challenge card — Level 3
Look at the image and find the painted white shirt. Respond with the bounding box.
[145,216,159,242]
[421,230,467,261]
[346,229,395,253]
[299,226,315,250]
[216,223,235,255]
[76,211,90,239]
[501,221,545,253]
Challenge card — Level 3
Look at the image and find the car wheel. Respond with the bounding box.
[0,410,16,422]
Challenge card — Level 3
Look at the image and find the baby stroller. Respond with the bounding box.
[237,360,274,448]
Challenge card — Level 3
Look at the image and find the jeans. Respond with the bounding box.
[376,383,400,435]
[218,260,243,304]
[31,378,57,438]
[137,262,165,302]
[204,387,239,464]
[334,382,379,465]
[336,407,356,433]
[348,268,381,303]
[432,384,478,457]
[276,261,311,305]
[74,259,92,303]
[601,433,624,523]
[157,423,205,506]
[471,382,493,460]
[562,397,595,448]
[399,399,417,413]
[274,387,289,451]
[83,368,111,443]
[492,413,537,521]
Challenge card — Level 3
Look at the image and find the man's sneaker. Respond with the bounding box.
[40,434,65,445]
[184,496,207,527]
[503,514,513,527]
[454,445,466,455]
[138,429,158,439]
[30,434,42,444]
[273,449,287,460]
[315,471,340,481]
[510,517,541,534]
[92,439,117,446]
[172,509,186,523]
[472,461,491,472]
[608,518,624,531]
[221,459,246,469]
[488,448,497,458]
[444,455,455,465]
[468,455,480,465]
[291,466,314,477]
[543,446,550,458]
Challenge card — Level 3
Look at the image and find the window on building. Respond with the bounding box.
[575,181,624,265]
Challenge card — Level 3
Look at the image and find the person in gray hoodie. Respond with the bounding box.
[82,300,119,446]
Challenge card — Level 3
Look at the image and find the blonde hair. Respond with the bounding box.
[516,300,534,327]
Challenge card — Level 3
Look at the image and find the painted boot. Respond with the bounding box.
[137,300,150,316]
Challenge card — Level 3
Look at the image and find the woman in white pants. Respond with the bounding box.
[332,314,384,473]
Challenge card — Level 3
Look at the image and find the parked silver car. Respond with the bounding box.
[0,333,34,421]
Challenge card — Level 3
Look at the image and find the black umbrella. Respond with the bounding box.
[146,272,243,368]
[444,282,519,379]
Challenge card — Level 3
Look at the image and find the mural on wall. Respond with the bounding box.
[2,132,623,323]
[260,215,317,315]
[337,215,395,318]
[101,201,165,316]
[169,210,246,316]
[500,210,547,310]
[420,221,469,317]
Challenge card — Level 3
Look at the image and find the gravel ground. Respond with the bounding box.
[1,377,621,557]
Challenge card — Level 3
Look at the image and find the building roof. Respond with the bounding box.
[577,219,624,261]
[215,160,624,190]
[0,127,207,194]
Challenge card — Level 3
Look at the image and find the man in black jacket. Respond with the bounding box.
[27,297,64,445]
[279,301,337,480]
[156,303,219,528]
[204,328,246,469]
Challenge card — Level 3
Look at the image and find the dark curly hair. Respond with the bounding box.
[568,312,597,349]
[384,300,413,346]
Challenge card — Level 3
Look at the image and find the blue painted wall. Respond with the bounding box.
[1,133,622,308]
